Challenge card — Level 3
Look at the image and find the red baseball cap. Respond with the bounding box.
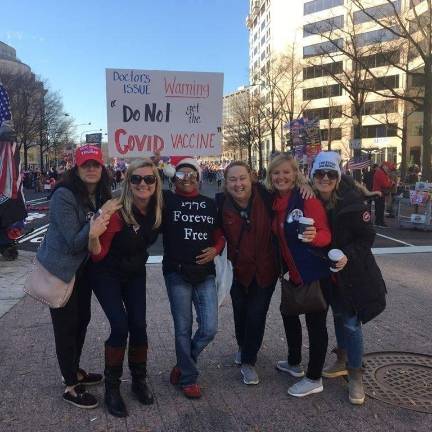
[75,145,104,167]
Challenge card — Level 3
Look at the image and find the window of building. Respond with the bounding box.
[303,84,343,100]
[303,61,343,80]
[410,73,425,87]
[303,15,343,37]
[361,100,398,115]
[321,128,342,141]
[355,28,399,48]
[365,74,400,91]
[304,106,343,120]
[353,1,400,25]
[387,147,397,163]
[304,0,344,16]
[303,39,343,58]
[410,0,425,7]
[359,50,400,69]
[361,123,398,138]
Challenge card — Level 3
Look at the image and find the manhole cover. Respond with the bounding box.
[363,352,432,413]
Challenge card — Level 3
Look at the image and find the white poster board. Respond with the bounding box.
[106,69,223,158]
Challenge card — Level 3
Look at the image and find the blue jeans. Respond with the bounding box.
[164,272,218,386]
[331,298,363,369]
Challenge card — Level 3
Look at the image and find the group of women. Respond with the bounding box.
[39,144,386,418]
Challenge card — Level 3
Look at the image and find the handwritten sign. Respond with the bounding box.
[106,69,224,158]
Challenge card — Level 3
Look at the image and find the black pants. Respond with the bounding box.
[281,278,329,380]
[230,278,276,365]
[91,268,148,348]
[375,196,386,225]
[50,263,92,387]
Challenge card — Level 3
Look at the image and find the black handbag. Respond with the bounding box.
[178,263,211,285]
[280,278,327,316]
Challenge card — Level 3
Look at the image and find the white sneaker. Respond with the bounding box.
[288,377,323,397]
[234,350,242,365]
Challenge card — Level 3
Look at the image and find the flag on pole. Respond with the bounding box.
[0,84,12,126]
[0,83,18,199]
[347,156,371,170]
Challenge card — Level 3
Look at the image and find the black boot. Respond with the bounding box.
[104,345,128,417]
[129,345,154,405]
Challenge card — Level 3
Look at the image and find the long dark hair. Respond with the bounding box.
[54,165,112,209]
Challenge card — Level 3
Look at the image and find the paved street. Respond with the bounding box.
[0,251,431,431]
[17,182,432,255]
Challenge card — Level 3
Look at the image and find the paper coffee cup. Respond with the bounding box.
[298,217,314,240]
[328,249,345,272]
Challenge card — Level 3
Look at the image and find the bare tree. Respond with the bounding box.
[0,72,45,168]
[40,90,73,170]
[328,0,432,179]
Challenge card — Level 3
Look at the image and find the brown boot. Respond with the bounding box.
[129,345,154,405]
[104,345,128,417]
[322,347,348,378]
[348,368,365,405]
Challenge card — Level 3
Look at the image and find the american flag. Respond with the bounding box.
[0,83,18,199]
[0,83,12,127]
[347,156,371,170]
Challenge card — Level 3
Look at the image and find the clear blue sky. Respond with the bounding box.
[2,0,249,139]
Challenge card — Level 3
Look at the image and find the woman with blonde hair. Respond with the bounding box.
[267,153,332,398]
[89,158,163,417]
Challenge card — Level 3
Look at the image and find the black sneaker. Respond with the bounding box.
[63,384,98,409]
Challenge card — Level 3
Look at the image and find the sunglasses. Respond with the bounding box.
[175,171,198,180]
[130,174,157,185]
[313,170,339,180]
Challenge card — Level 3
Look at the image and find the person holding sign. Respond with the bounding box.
[162,157,224,399]
[311,151,386,405]
[89,159,163,417]
[267,153,332,398]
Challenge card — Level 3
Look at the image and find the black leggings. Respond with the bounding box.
[281,309,328,380]
[230,278,276,365]
[91,269,148,348]
[50,264,92,387]
[281,278,331,380]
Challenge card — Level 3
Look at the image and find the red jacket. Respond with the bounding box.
[221,186,278,289]
[372,168,393,193]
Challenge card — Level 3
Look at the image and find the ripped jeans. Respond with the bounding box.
[331,298,363,369]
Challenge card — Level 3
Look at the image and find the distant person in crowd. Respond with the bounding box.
[89,159,162,417]
[267,154,332,398]
[37,145,121,409]
[216,169,223,190]
[162,157,224,399]
[115,169,122,188]
[217,161,278,386]
[372,161,394,227]
[406,165,420,185]
[312,151,387,405]
[362,164,377,192]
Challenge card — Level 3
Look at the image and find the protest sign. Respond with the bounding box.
[106,69,224,158]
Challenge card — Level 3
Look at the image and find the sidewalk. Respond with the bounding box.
[0,252,431,432]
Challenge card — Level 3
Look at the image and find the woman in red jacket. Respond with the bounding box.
[267,153,332,398]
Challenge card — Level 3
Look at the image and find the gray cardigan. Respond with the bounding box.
[37,187,91,283]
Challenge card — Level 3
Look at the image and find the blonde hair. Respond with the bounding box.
[119,159,163,229]
[265,153,307,191]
